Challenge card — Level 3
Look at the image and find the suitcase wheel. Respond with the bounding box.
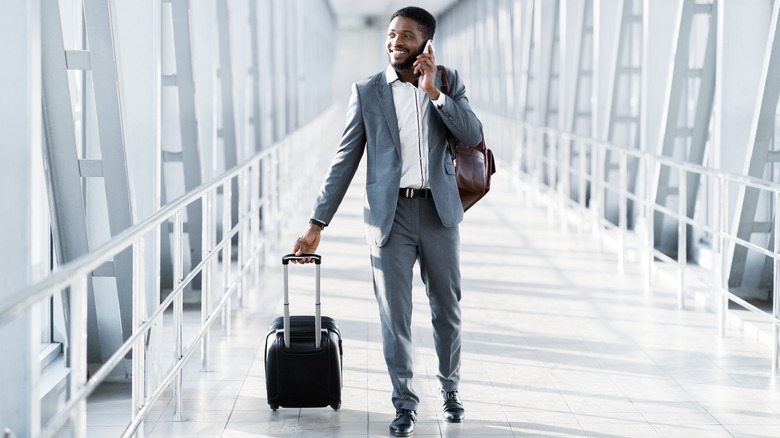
[270,404,279,411]
[331,401,341,411]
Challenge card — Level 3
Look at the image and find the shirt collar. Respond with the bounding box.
[385,65,400,84]
[385,65,421,88]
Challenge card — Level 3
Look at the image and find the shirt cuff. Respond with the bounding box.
[309,218,326,230]
[433,92,447,109]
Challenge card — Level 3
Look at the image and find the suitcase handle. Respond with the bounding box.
[282,253,322,349]
[282,253,321,264]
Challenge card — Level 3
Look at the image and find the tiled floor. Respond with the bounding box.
[81,174,780,437]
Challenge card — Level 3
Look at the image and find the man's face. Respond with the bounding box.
[386,16,427,72]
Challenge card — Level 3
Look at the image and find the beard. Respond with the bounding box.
[389,44,424,71]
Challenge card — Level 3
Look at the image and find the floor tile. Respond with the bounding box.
[73,175,780,437]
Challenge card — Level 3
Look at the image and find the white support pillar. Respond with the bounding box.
[190,0,219,180]
[0,2,43,437]
[594,0,621,139]
[728,0,780,299]
[641,0,680,159]
[270,0,287,142]
[539,0,560,129]
[114,0,163,390]
[717,0,774,299]
[715,0,772,180]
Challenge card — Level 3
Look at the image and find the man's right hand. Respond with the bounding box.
[291,223,322,263]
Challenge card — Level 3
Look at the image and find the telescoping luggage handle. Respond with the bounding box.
[281,253,322,349]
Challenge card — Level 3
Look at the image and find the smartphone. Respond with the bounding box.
[419,40,433,76]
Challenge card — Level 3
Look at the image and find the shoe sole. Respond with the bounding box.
[444,415,465,423]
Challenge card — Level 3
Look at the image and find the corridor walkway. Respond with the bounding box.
[87,174,780,437]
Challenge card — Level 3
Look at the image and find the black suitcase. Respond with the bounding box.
[264,253,342,411]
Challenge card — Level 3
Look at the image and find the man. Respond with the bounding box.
[292,6,482,437]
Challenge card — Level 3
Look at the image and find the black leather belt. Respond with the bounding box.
[399,188,433,199]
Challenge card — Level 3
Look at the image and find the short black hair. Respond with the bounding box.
[390,6,436,40]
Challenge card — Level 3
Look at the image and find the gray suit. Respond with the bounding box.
[311,66,482,410]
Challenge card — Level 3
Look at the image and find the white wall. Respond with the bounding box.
[333,24,387,103]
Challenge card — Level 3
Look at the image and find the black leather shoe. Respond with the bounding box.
[440,389,465,422]
[389,409,417,437]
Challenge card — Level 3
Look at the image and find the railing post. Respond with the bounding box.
[252,161,261,287]
[262,156,271,264]
[238,168,248,308]
[272,146,284,236]
[520,124,528,201]
[131,239,146,438]
[646,156,655,290]
[70,275,88,438]
[201,190,213,372]
[561,134,570,232]
[678,167,686,310]
[275,147,283,243]
[172,211,184,421]
[591,144,598,238]
[773,191,780,374]
[222,179,232,335]
[530,127,539,205]
[515,123,524,199]
[522,124,530,201]
[594,145,604,247]
[521,125,528,201]
[548,131,557,221]
[578,140,587,232]
[619,153,628,272]
[719,178,729,337]
[533,126,539,203]
[268,149,276,260]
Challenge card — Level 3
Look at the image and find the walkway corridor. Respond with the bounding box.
[86,175,780,438]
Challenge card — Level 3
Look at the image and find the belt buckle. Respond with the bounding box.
[405,188,414,198]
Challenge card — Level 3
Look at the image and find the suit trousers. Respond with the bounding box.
[369,195,462,411]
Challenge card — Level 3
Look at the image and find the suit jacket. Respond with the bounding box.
[311,66,483,247]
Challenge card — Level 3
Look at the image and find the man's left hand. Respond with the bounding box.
[414,43,441,101]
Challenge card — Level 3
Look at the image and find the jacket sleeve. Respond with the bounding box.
[310,82,367,225]
[437,68,483,147]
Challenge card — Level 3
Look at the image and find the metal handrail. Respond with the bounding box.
[486,114,780,374]
[0,104,334,437]
[0,146,272,326]
[531,126,780,194]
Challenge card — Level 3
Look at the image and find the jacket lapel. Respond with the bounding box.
[374,72,402,156]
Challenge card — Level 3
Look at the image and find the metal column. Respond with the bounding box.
[565,0,595,202]
[541,0,561,187]
[161,0,203,290]
[519,0,538,125]
[601,0,644,226]
[248,0,266,241]
[543,0,561,129]
[568,0,595,137]
[41,0,93,362]
[249,0,263,153]
[518,0,537,179]
[0,2,42,435]
[41,0,136,362]
[216,0,240,227]
[729,0,780,298]
[654,0,717,256]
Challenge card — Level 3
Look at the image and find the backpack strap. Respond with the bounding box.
[437,65,450,96]
[436,65,456,160]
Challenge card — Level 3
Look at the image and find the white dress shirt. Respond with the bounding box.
[386,65,447,190]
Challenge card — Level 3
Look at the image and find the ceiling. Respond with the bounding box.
[328,0,461,28]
